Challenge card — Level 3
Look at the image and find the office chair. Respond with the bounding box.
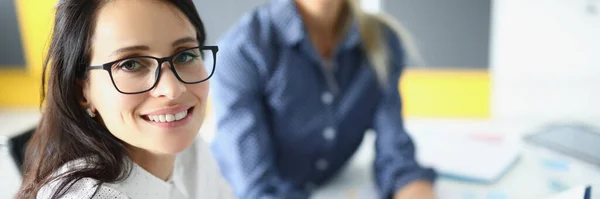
[7,127,35,174]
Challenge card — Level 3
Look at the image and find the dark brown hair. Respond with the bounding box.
[17,0,206,198]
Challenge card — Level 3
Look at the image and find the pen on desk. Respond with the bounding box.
[584,186,591,199]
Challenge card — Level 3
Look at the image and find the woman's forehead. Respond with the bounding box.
[92,0,197,56]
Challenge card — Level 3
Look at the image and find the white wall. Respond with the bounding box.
[491,0,600,123]
[360,0,381,13]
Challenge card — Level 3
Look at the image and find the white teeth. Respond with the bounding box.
[147,109,188,123]
[165,114,175,122]
[175,111,186,120]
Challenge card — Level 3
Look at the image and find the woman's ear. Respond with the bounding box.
[79,80,97,117]
[79,80,93,109]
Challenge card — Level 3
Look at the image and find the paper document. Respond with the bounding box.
[412,132,521,183]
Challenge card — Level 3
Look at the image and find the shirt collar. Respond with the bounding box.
[339,21,361,51]
[269,0,303,46]
[104,158,184,199]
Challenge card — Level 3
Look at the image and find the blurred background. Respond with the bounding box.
[1,0,599,198]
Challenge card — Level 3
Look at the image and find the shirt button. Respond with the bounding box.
[323,127,336,140]
[321,92,334,105]
[315,159,329,171]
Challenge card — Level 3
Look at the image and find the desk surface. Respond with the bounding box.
[1,111,599,199]
[312,119,600,199]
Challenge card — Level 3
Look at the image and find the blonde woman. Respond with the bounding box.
[210,0,436,198]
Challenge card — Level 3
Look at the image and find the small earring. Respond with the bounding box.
[86,108,96,118]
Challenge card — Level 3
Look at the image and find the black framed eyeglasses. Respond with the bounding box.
[88,46,218,94]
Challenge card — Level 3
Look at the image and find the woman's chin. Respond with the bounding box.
[147,131,199,154]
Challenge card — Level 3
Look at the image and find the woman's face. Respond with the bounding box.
[84,0,208,154]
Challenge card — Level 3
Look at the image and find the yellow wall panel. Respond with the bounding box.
[0,75,41,107]
[15,0,58,76]
[0,0,57,108]
[401,69,490,118]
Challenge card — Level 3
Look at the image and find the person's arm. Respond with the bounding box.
[372,28,437,199]
[209,38,308,199]
[392,180,436,199]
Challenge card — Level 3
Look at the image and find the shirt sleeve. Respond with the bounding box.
[372,27,437,199]
[209,35,309,199]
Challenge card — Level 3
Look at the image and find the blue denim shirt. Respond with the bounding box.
[209,0,436,198]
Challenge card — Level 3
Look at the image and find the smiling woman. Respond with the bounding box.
[15,0,232,199]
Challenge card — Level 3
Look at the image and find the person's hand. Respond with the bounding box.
[393,180,436,199]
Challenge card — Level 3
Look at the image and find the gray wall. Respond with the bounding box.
[196,0,491,68]
[384,0,491,68]
[0,0,490,69]
[0,0,26,67]
[194,0,267,45]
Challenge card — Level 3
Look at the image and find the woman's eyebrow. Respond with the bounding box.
[108,37,197,57]
[109,45,150,57]
[172,36,197,47]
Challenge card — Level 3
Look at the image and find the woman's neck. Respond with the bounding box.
[295,0,348,59]
[128,147,176,181]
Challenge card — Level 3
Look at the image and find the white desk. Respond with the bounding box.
[312,119,600,199]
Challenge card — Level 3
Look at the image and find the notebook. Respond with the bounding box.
[412,131,522,183]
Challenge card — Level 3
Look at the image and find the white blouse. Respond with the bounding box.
[36,139,234,199]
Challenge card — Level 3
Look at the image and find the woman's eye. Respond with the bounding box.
[118,60,142,71]
[175,52,198,63]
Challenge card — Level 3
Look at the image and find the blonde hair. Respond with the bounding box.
[345,0,422,87]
